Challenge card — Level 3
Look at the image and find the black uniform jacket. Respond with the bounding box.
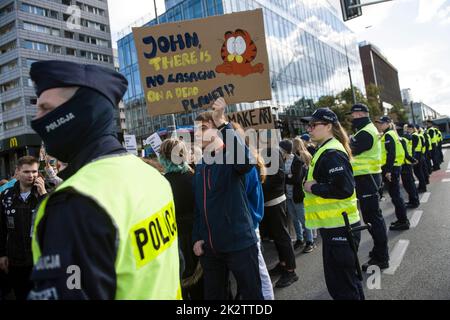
[28,136,126,300]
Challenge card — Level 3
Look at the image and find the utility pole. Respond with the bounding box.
[410,101,416,125]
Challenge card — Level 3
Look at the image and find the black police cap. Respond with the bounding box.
[301,108,338,124]
[346,103,369,114]
[30,60,128,107]
[375,116,392,124]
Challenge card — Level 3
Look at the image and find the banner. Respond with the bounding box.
[226,107,275,131]
[133,9,272,116]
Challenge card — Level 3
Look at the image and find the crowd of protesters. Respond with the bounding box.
[0,97,445,301]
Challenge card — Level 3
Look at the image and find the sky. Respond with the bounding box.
[107,0,450,115]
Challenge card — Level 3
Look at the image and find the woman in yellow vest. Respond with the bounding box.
[301,108,364,300]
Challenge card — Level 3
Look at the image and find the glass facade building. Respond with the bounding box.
[117,0,364,143]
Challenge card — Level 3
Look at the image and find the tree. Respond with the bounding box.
[389,103,409,123]
[365,84,383,119]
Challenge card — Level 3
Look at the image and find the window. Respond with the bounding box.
[66,48,76,56]
[2,98,21,112]
[23,22,59,36]
[26,58,38,68]
[23,40,50,52]
[4,118,24,131]
[21,3,58,19]
[0,3,14,17]
[1,79,19,93]
[0,22,15,36]
[0,40,16,55]
[0,59,18,74]
[64,31,74,39]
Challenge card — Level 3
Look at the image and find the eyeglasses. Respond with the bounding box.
[306,122,328,130]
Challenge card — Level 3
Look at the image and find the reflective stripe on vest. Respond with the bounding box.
[304,138,360,229]
[381,130,405,167]
[401,137,413,165]
[31,154,182,300]
[351,122,382,176]
[412,132,422,153]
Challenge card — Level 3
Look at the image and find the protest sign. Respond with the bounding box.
[226,106,275,131]
[133,9,271,116]
[124,134,138,156]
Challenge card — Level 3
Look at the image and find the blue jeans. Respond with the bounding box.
[286,199,313,243]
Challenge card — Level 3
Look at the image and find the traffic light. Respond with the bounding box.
[341,0,362,21]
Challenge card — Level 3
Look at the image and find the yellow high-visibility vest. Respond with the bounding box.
[381,130,405,167]
[351,122,382,176]
[32,154,182,300]
[304,138,360,229]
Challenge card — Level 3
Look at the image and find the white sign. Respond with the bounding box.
[124,134,138,156]
[145,132,163,157]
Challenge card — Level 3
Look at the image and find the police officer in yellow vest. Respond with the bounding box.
[302,108,364,300]
[426,121,441,171]
[27,60,181,300]
[407,124,427,193]
[416,126,431,184]
[375,117,409,231]
[348,104,389,271]
[399,127,420,208]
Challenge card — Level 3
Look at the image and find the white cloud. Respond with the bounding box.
[108,0,166,46]
[416,0,447,23]
[384,43,449,115]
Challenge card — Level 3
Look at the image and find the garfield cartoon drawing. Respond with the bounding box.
[215,29,265,77]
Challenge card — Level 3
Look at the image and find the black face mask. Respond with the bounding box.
[352,117,369,131]
[31,87,116,163]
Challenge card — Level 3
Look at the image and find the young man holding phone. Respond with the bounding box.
[0,156,47,300]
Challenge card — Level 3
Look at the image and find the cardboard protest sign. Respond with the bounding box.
[227,107,275,131]
[133,9,272,116]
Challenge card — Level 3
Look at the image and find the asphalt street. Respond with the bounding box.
[264,146,450,300]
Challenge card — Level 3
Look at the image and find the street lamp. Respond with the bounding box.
[343,35,357,105]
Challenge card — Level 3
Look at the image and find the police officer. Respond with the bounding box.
[416,126,430,185]
[375,117,409,231]
[407,125,427,193]
[399,128,420,208]
[302,108,364,300]
[426,121,441,171]
[28,60,181,300]
[348,104,389,271]
[424,126,434,174]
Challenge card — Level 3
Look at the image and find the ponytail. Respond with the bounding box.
[332,122,353,160]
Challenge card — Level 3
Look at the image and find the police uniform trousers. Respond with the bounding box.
[383,166,408,223]
[432,146,441,170]
[421,154,430,184]
[355,174,389,262]
[401,164,420,205]
[438,142,444,164]
[414,155,428,191]
[426,151,433,175]
[320,223,365,300]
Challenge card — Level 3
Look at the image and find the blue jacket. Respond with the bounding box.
[245,167,264,230]
[192,123,256,253]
